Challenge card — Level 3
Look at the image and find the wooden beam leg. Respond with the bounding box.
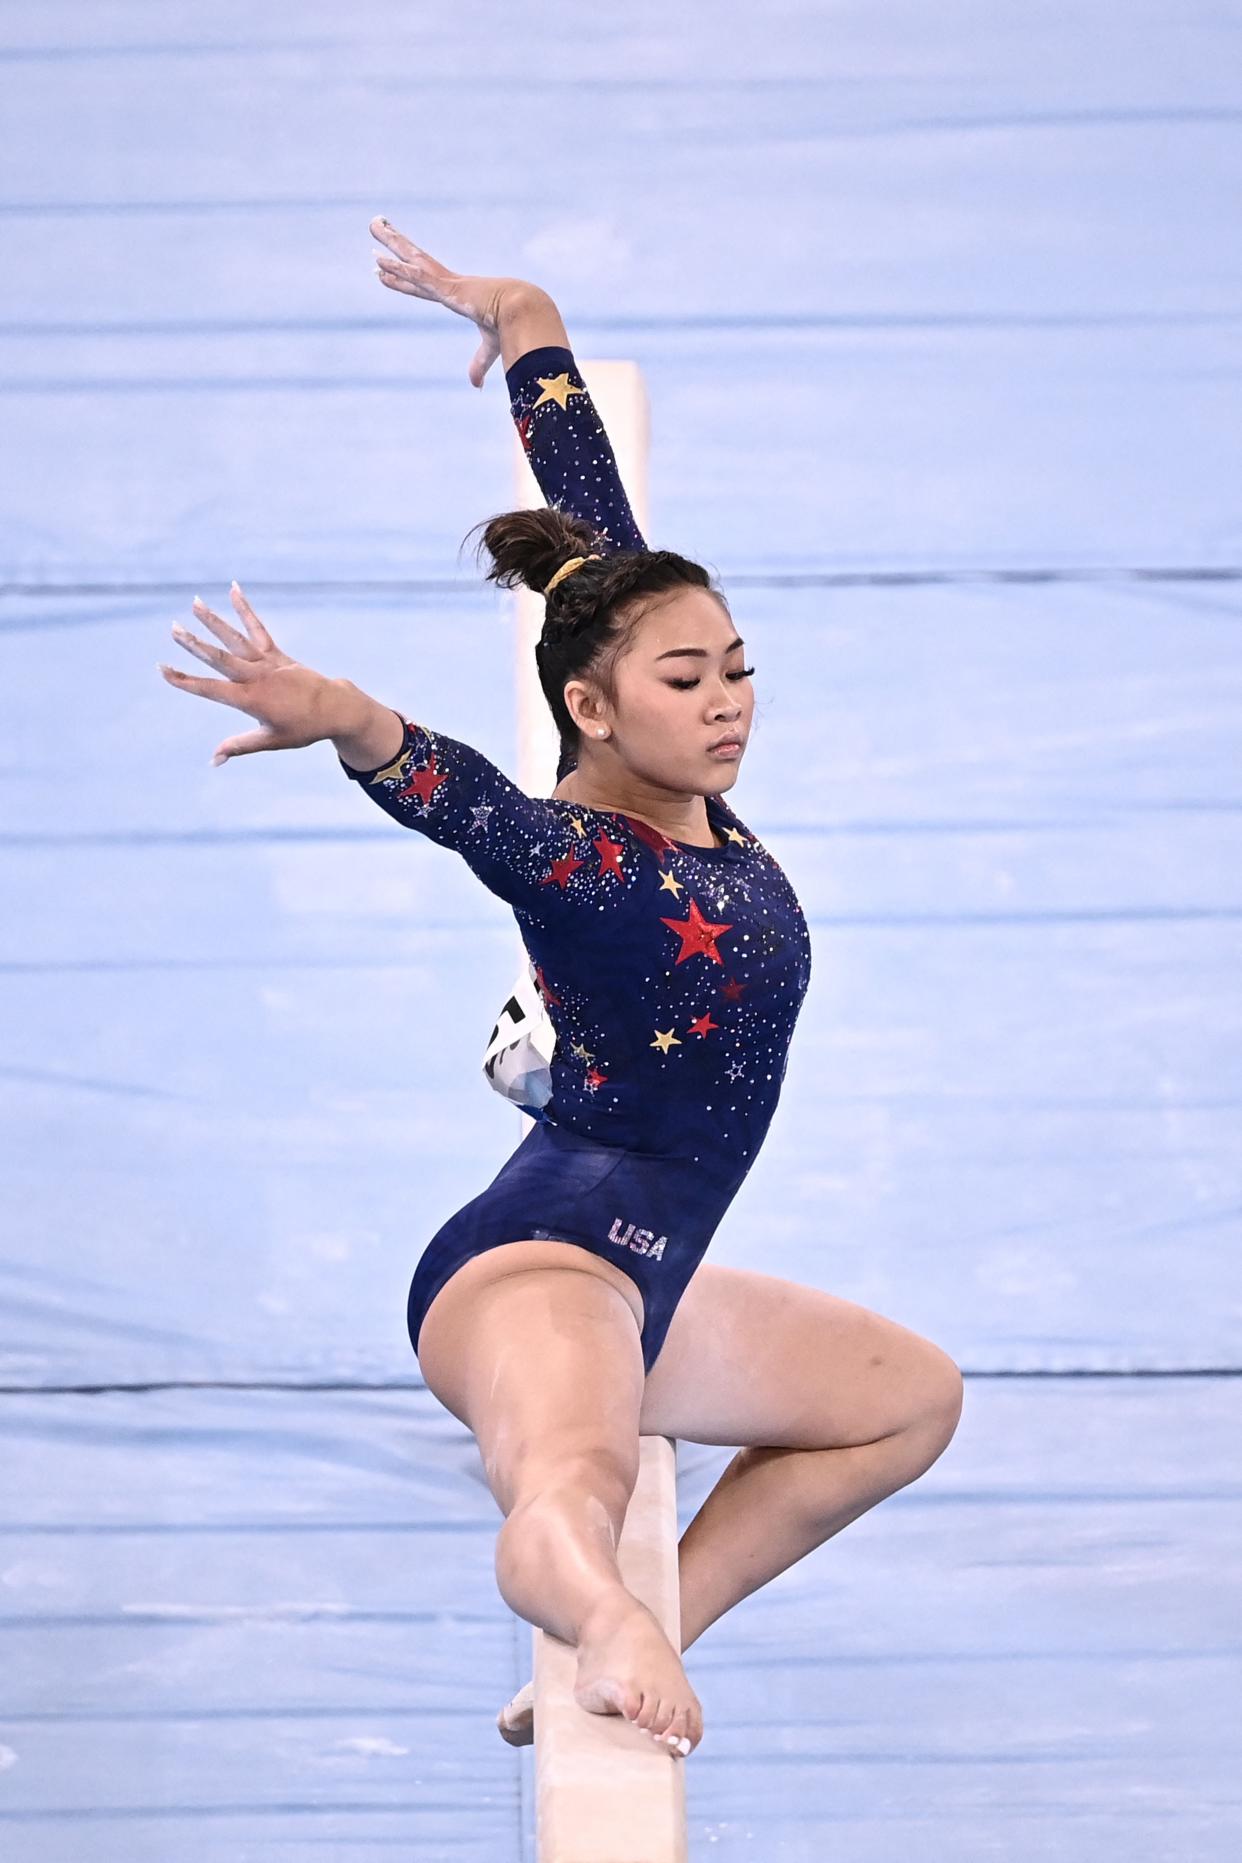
[532,1433,688,1862]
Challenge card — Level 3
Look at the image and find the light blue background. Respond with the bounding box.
[1,2,1239,1854]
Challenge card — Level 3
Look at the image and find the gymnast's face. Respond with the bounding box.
[591,586,754,795]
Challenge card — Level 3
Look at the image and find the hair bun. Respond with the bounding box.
[460,505,602,597]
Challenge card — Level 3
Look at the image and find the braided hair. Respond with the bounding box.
[461,505,722,780]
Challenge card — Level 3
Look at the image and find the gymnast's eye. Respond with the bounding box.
[667,665,755,691]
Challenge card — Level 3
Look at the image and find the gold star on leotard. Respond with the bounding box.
[651,1028,682,1054]
[532,372,586,411]
[369,745,415,785]
[723,825,749,847]
[657,867,685,897]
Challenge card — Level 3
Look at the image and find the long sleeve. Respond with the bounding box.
[338,713,630,923]
[339,348,650,914]
[505,345,647,554]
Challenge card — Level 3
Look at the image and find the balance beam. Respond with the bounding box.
[532,1432,687,1862]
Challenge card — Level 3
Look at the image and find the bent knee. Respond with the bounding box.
[491,1445,636,1520]
[911,1348,964,1441]
[501,1445,639,1532]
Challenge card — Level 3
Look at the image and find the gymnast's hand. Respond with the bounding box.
[369,216,530,389]
[158,582,347,766]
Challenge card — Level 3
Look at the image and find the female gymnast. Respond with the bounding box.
[158,217,964,1764]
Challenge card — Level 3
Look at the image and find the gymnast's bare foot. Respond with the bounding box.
[497,1603,701,1755]
[573,1593,701,1757]
[496,1678,535,1746]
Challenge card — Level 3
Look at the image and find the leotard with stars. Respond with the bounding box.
[340,344,811,1192]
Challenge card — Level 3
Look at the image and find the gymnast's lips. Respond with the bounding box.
[707,733,744,752]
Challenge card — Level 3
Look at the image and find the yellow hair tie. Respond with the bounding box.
[544,552,603,596]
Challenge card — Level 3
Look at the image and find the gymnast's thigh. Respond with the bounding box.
[637,1261,964,1450]
[414,1237,648,1514]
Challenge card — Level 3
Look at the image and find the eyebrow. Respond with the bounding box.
[654,637,746,663]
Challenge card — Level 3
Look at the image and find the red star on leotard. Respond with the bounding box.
[534,964,562,1007]
[617,812,680,860]
[542,849,588,890]
[585,1066,609,1091]
[719,975,749,1003]
[659,897,734,967]
[687,1010,720,1038]
[517,412,534,454]
[397,754,450,806]
[593,828,627,881]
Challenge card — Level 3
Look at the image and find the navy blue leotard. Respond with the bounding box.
[340,344,812,1374]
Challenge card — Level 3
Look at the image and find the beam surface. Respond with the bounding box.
[533,1433,688,1863]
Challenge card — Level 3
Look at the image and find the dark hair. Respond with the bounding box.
[460,504,725,781]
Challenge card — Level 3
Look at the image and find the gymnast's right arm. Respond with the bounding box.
[330,685,406,772]
[158,580,406,770]
[336,711,609,918]
[159,583,599,918]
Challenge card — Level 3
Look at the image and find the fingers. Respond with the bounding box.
[371,221,467,313]
[191,593,254,659]
[369,216,447,273]
[210,727,284,766]
[467,330,500,389]
[228,580,274,654]
[168,583,268,680]
[157,661,249,709]
[375,250,444,305]
[375,255,431,299]
[159,581,286,734]
[170,620,253,679]
[369,215,418,259]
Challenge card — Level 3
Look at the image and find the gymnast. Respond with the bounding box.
[158,217,964,1763]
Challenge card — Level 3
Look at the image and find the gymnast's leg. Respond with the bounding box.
[496,1259,963,1746]
[415,1244,704,1756]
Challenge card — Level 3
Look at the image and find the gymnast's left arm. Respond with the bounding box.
[500,298,647,555]
[367,217,646,551]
